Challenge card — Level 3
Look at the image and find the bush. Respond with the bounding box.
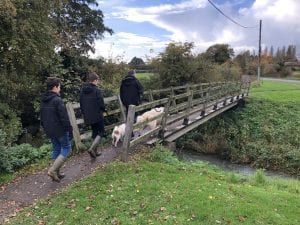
[0,130,51,173]
[0,103,22,144]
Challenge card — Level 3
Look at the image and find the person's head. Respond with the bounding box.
[46,77,61,94]
[87,72,99,85]
[128,69,136,76]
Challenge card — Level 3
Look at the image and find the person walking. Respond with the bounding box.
[120,69,144,117]
[80,72,105,159]
[40,77,73,182]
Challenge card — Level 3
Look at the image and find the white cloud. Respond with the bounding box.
[90,32,168,62]
[94,0,300,60]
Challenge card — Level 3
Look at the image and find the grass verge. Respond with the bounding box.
[6,147,300,225]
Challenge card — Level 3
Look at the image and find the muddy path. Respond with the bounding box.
[0,146,121,224]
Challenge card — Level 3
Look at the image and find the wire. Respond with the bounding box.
[207,0,258,29]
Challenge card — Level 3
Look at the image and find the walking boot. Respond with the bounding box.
[57,168,65,179]
[88,135,101,159]
[48,155,66,182]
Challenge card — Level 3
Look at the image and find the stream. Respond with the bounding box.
[176,150,297,180]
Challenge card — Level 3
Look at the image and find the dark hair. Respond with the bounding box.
[128,70,135,76]
[46,77,61,90]
[87,72,99,82]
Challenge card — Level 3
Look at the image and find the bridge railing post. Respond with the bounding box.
[148,90,154,102]
[159,98,171,140]
[223,82,228,106]
[121,105,136,162]
[183,90,193,125]
[246,81,251,96]
[66,103,85,151]
[201,86,210,117]
[213,83,222,110]
[117,94,126,122]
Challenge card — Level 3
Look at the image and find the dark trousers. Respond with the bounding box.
[90,121,104,139]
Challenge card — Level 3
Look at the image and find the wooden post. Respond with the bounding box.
[183,90,193,125]
[201,86,209,116]
[121,105,136,162]
[149,90,154,102]
[223,82,228,106]
[170,86,177,113]
[66,103,85,151]
[246,81,250,96]
[117,94,126,122]
[159,98,171,140]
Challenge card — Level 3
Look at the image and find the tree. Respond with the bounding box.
[153,42,195,87]
[129,57,145,68]
[0,0,113,141]
[204,44,234,64]
[53,0,113,54]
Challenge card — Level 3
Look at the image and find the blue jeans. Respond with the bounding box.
[51,132,72,159]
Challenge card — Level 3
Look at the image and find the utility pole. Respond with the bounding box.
[258,19,262,81]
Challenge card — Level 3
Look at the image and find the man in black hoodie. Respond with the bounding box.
[80,72,105,158]
[120,69,144,117]
[40,77,72,182]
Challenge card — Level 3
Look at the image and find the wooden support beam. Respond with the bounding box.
[117,94,126,122]
[121,105,135,161]
[66,103,85,151]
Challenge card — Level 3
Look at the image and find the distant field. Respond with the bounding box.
[250,80,300,102]
[135,72,154,80]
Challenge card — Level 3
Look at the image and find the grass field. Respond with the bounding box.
[6,147,300,225]
[250,80,300,102]
[135,72,154,80]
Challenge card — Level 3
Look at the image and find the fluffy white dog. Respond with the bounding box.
[136,107,164,132]
[111,123,126,147]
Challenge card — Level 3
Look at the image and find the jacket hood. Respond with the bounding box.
[122,75,136,86]
[41,91,59,102]
[82,83,95,94]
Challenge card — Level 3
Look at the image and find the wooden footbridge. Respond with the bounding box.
[66,81,250,161]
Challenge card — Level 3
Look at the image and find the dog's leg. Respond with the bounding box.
[115,136,120,147]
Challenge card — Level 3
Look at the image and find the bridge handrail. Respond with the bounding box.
[66,81,250,152]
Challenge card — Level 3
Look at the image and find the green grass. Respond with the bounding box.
[6,149,300,225]
[135,72,154,80]
[250,80,300,102]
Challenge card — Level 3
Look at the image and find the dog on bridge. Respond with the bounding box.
[111,123,126,147]
[136,107,164,135]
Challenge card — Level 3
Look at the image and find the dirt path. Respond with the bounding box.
[0,146,121,224]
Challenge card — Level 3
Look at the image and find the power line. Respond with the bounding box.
[207,0,258,29]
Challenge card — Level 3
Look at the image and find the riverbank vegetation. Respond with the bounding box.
[178,80,300,176]
[6,146,300,225]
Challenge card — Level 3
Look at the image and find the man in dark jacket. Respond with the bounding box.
[120,69,144,117]
[80,72,105,158]
[40,77,72,182]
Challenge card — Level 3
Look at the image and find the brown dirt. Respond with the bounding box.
[0,146,121,224]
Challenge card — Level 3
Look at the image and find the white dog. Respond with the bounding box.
[111,123,126,147]
[136,107,164,132]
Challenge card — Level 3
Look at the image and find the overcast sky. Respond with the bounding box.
[91,0,300,62]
